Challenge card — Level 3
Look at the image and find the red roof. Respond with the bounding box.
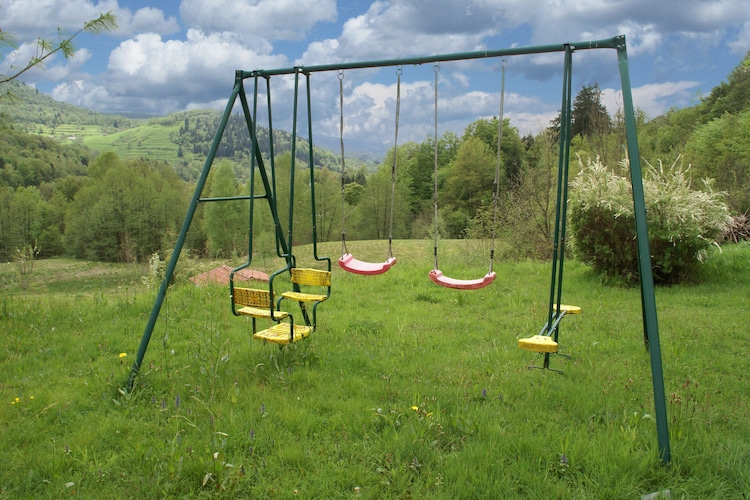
[189,265,269,286]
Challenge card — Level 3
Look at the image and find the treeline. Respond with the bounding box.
[0,150,188,262]
[0,121,92,187]
[1,52,749,266]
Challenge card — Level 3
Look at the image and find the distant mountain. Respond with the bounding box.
[314,133,388,166]
[0,78,135,132]
[1,79,385,168]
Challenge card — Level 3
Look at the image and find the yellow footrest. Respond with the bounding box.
[554,304,581,314]
[518,335,558,353]
[253,323,313,345]
[237,306,288,320]
[281,291,328,303]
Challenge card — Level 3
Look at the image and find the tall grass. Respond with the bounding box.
[1,241,749,498]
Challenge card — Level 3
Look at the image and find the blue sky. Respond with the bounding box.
[2,0,749,152]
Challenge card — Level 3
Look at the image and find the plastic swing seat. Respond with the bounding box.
[338,253,397,276]
[518,305,581,355]
[429,269,496,290]
[518,335,558,353]
[554,304,582,314]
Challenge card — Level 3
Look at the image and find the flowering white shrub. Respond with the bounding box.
[569,155,732,285]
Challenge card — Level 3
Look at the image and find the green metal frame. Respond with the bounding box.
[229,73,291,320]
[125,35,670,464]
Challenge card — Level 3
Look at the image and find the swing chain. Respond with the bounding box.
[338,69,348,256]
[388,66,402,259]
[489,58,506,274]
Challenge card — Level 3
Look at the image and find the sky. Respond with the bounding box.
[1,0,749,153]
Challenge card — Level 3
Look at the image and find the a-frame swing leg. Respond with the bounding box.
[127,72,294,389]
[125,75,245,391]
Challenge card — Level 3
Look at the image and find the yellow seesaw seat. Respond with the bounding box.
[518,335,559,353]
[518,304,581,353]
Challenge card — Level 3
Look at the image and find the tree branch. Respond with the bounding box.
[0,12,117,84]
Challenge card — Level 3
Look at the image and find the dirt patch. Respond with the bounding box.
[189,265,269,286]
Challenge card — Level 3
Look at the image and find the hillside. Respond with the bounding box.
[1,79,378,180]
[0,78,135,132]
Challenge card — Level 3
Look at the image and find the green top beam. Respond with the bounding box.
[240,36,623,78]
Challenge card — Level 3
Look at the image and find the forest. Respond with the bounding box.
[1,51,749,275]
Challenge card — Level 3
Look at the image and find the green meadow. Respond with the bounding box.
[83,124,191,162]
[1,240,749,498]
[32,124,105,142]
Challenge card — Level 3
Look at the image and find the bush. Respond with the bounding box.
[569,156,732,285]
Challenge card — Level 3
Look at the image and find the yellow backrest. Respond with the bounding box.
[290,268,331,287]
[233,287,274,308]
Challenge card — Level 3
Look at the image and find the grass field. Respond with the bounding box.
[83,123,192,162]
[1,240,749,498]
[32,124,106,142]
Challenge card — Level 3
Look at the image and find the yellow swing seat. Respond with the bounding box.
[280,268,331,303]
[254,323,313,345]
[518,335,559,353]
[232,287,289,319]
[554,304,581,314]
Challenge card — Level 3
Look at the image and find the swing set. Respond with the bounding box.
[126,35,671,463]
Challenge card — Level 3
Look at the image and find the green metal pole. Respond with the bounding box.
[554,46,574,332]
[242,37,621,78]
[126,73,243,391]
[302,71,330,267]
[237,76,290,260]
[547,45,573,344]
[615,35,671,464]
[262,75,288,260]
[287,69,300,253]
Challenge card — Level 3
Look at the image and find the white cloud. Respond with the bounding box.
[52,79,110,108]
[518,0,749,42]
[108,29,282,85]
[299,39,341,67]
[0,43,40,77]
[601,81,701,120]
[0,0,120,41]
[0,42,92,82]
[331,0,500,61]
[53,78,197,115]
[729,21,750,54]
[179,0,337,41]
[114,6,180,36]
[81,29,289,114]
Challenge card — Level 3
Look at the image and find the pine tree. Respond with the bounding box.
[570,84,611,138]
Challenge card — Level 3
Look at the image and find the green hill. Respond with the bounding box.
[0,78,134,132]
[1,80,344,180]
[83,123,186,162]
